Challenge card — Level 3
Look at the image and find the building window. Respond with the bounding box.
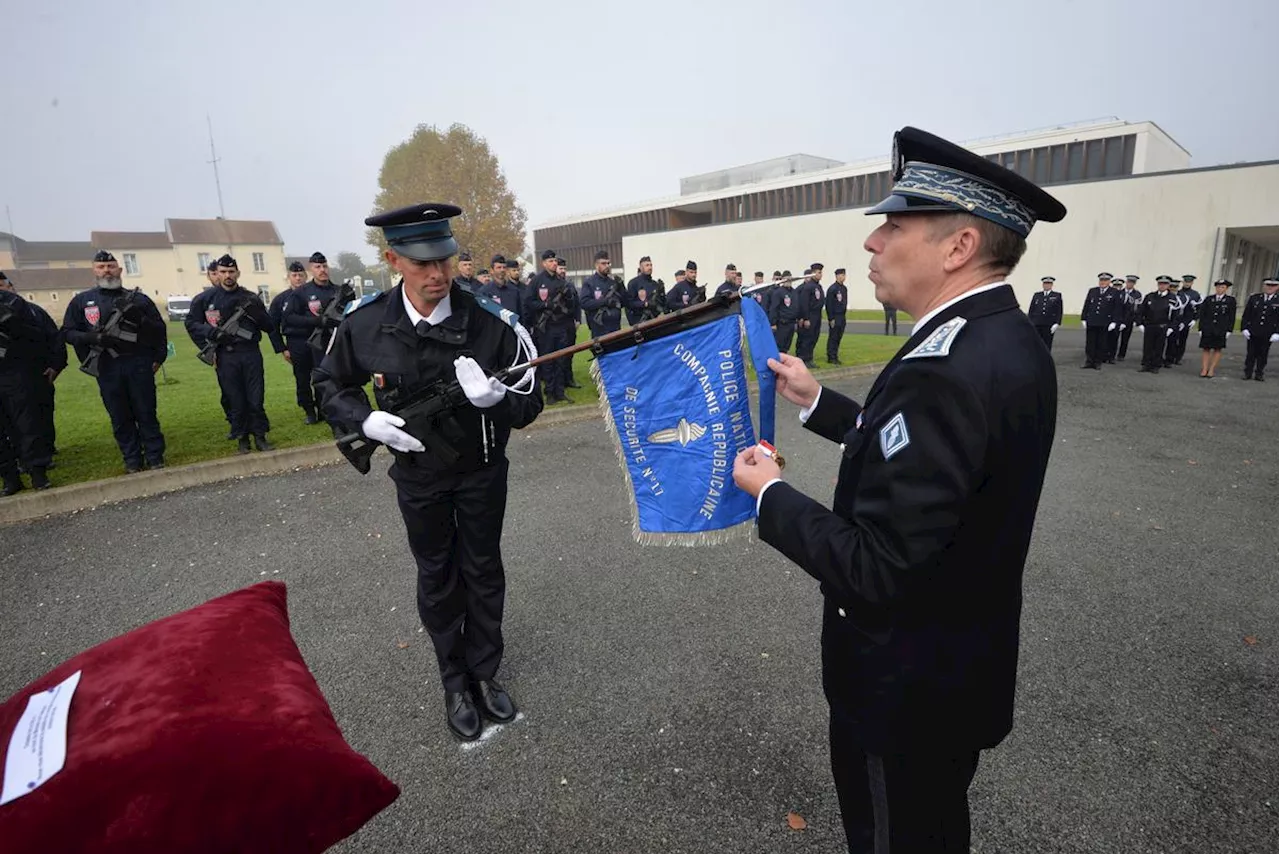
[1050,145,1067,183]
[1085,139,1105,178]
[1033,147,1051,184]
[1066,142,1086,180]
[252,252,266,273]
[197,252,212,273]
[123,253,140,276]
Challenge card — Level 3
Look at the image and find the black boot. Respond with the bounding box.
[237,436,251,455]
[471,679,517,724]
[303,408,319,425]
[1,473,23,497]
[29,468,51,490]
[253,435,274,452]
[444,691,482,740]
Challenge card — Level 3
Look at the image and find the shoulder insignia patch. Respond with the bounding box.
[343,292,381,316]
[879,411,910,460]
[903,316,968,360]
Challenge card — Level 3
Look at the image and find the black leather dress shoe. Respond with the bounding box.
[445,691,482,740]
[471,679,516,724]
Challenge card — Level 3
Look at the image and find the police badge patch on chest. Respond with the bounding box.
[84,304,101,326]
[308,298,322,316]
[205,309,221,326]
[879,411,910,460]
[903,317,967,360]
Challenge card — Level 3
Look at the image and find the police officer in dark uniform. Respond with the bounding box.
[768,272,800,352]
[271,260,320,423]
[794,263,825,368]
[1196,278,1237,378]
[1116,275,1143,360]
[555,257,583,389]
[1079,272,1123,368]
[526,249,574,403]
[1241,277,1279,381]
[1026,275,1063,349]
[579,250,624,337]
[1134,275,1176,373]
[8,275,64,456]
[186,255,285,453]
[733,126,1065,853]
[625,256,661,325]
[1103,276,1126,362]
[63,251,169,473]
[452,252,482,290]
[1163,278,1186,367]
[315,202,543,741]
[667,260,704,310]
[1174,274,1202,363]
[825,268,849,364]
[283,252,353,433]
[0,272,62,493]
[479,256,523,314]
[714,263,739,298]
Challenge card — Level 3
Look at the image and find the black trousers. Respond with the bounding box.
[1162,327,1182,364]
[830,717,980,853]
[393,457,509,692]
[0,369,51,474]
[285,337,316,413]
[774,322,796,354]
[214,345,268,438]
[1034,325,1054,350]
[1245,336,1272,376]
[1105,327,1120,360]
[796,319,821,361]
[1174,324,1192,361]
[1141,325,1168,370]
[535,324,573,398]
[1084,325,1108,365]
[883,307,897,335]
[97,354,165,466]
[1117,324,1135,359]
[827,316,847,360]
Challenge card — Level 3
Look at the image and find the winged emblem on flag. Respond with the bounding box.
[647,418,706,447]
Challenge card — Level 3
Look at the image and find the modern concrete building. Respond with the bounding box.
[532,118,1278,310]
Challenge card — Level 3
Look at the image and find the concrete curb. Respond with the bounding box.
[0,361,887,526]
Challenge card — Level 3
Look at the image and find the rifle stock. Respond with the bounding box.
[197,303,254,366]
[307,283,356,350]
[79,290,142,377]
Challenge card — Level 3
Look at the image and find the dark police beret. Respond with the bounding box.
[1041,276,1056,283]
[457,252,473,262]
[288,261,305,273]
[309,252,327,264]
[555,257,566,265]
[540,249,557,260]
[834,268,846,275]
[772,270,781,277]
[868,126,1066,237]
[685,260,697,271]
[216,254,238,269]
[1213,279,1231,286]
[207,261,220,272]
[809,262,824,271]
[594,249,610,261]
[724,262,736,271]
[782,270,792,277]
[93,250,116,263]
[365,202,463,262]
[1182,274,1197,281]
[639,255,651,264]
[491,254,506,266]
[675,269,685,277]
[754,271,764,277]
[478,268,489,276]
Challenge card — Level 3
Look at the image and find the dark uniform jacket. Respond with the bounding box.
[825,282,848,317]
[666,280,705,311]
[796,279,825,324]
[1180,289,1202,324]
[1135,290,1175,326]
[579,273,623,332]
[713,280,738,299]
[1241,292,1279,337]
[626,274,662,322]
[185,286,285,353]
[1,291,64,372]
[1080,285,1123,327]
[526,271,577,331]
[758,284,1057,754]
[282,280,347,347]
[268,288,295,333]
[1197,294,1237,335]
[315,283,543,476]
[1026,290,1063,327]
[62,286,168,366]
[452,274,483,292]
[767,286,800,325]
[1119,288,1142,326]
[478,279,523,316]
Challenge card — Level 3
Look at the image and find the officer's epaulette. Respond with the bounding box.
[902,316,967,360]
[343,291,384,317]
[458,281,524,332]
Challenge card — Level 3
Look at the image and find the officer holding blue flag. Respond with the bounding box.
[734,126,1065,853]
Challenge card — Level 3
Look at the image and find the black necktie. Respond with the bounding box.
[415,320,432,338]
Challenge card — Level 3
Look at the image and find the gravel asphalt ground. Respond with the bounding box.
[0,329,1275,853]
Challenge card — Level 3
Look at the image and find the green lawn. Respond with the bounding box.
[42,321,906,488]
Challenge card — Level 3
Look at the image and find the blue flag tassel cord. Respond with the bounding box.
[589,297,781,546]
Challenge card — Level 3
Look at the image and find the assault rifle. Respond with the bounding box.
[640,280,668,321]
[197,301,254,366]
[80,289,142,378]
[307,281,357,350]
[335,279,797,473]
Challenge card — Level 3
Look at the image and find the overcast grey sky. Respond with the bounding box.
[2,0,1276,262]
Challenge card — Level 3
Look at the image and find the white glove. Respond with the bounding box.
[1050,323,1059,333]
[1137,325,1145,332]
[1166,328,1174,337]
[1243,329,1251,339]
[362,411,425,453]
[454,356,505,409]
[1226,331,1231,338]
[1271,333,1279,344]
[1179,323,1186,331]
[1119,324,1127,331]
[1107,322,1116,332]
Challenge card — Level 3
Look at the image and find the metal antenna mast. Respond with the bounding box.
[206,114,231,252]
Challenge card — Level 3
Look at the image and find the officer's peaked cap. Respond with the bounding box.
[365,203,463,262]
[1040,276,1055,283]
[1213,279,1231,286]
[1097,272,1112,279]
[1263,278,1278,286]
[1125,274,1140,281]
[867,127,1066,237]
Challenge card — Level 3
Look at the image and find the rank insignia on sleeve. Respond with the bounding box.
[903,316,967,360]
[879,411,910,460]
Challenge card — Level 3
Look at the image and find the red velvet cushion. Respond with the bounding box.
[0,581,398,853]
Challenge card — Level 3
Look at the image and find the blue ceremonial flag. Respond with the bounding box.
[591,298,780,546]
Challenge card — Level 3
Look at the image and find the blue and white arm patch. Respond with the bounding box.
[343,293,380,316]
[903,316,967,360]
[879,411,911,460]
